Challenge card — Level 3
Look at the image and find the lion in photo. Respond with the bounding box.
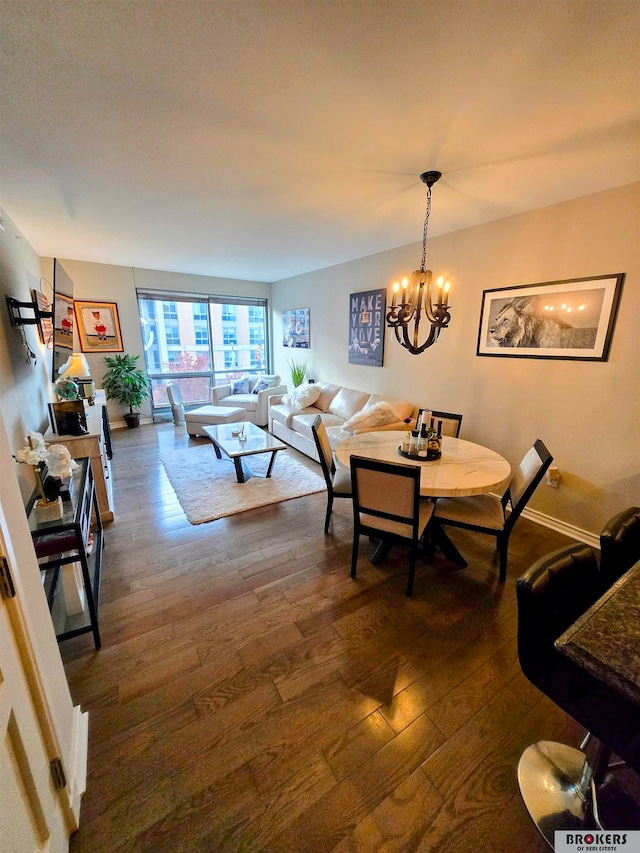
[488,296,598,348]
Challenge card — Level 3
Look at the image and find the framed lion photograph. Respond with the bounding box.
[476,273,624,361]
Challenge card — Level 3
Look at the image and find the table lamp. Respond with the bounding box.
[58,353,96,403]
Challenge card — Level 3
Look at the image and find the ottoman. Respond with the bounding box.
[185,405,247,437]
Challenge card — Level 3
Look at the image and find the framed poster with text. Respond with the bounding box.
[348,289,386,367]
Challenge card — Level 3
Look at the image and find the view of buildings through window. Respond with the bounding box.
[137,292,268,410]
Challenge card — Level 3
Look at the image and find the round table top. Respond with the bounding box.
[335,433,512,498]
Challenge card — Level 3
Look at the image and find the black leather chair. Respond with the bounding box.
[599,505,640,591]
[516,544,640,844]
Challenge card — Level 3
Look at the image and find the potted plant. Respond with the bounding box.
[288,357,308,388]
[102,354,152,428]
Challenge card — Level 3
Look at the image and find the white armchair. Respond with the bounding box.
[210,374,287,427]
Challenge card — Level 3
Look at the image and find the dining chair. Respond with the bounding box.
[311,415,352,533]
[599,505,640,591]
[430,438,553,582]
[419,409,463,438]
[350,455,434,596]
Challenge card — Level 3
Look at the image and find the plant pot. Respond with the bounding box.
[123,412,141,429]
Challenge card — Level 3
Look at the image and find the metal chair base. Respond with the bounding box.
[517,741,595,848]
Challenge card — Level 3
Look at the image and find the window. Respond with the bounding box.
[221,305,236,322]
[136,290,269,411]
[194,327,209,346]
[165,324,180,346]
[249,327,263,346]
[163,302,178,320]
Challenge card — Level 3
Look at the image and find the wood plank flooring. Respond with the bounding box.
[64,422,584,852]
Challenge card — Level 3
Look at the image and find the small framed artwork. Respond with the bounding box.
[476,274,624,361]
[348,289,386,367]
[74,300,124,353]
[48,400,88,436]
[282,308,310,348]
[32,289,53,347]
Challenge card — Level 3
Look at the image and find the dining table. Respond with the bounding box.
[335,432,512,565]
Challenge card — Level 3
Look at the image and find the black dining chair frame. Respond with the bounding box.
[350,455,432,596]
[431,438,553,582]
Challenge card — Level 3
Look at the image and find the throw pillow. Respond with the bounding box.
[252,378,271,394]
[231,375,250,394]
[281,385,322,409]
[343,401,401,430]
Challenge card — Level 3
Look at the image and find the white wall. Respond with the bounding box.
[0,206,55,501]
[272,182,640,537]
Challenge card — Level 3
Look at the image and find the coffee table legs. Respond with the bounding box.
[232,449,280,484]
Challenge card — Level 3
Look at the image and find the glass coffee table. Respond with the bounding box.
[202,422,287,483]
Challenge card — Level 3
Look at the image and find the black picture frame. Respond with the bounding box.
[48,400,88,436]
[476,273,624,361]
[348,289,386,367]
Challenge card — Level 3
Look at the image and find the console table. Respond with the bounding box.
[45,390,114,523]
[27,457,103,649]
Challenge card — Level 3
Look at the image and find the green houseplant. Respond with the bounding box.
[288,357,308,388]
[102,354,152,429]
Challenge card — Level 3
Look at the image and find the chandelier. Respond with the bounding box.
[385,170,451,355]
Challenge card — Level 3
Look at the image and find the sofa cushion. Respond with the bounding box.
[219,393,257,412]
[313,382,342,412]
[343,401,401,431]
[270,404,322,429]
[364,394,415,422]
[282,385,322,409]
[291,413,345,440]
[327,387,370,421]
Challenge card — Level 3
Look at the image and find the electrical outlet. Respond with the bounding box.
[546,466,560,488]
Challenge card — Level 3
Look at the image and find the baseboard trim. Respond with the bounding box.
[521,507,599,549]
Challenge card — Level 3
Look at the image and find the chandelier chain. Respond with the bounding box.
[420,186,432,273]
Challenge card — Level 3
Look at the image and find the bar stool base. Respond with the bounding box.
[518,741,594,848]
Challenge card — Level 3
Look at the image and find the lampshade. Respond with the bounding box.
[58,353,91,379]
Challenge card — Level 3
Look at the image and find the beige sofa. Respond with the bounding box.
[210,374,287,427]
[269,382,417,462]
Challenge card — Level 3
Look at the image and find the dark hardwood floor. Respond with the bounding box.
[64,422,583,852]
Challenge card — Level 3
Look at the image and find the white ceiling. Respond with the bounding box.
[1,0,638,283]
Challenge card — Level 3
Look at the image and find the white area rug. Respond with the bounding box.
[160,443,326,524]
